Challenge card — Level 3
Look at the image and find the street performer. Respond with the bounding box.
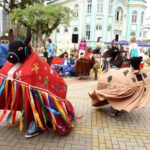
[89,37,150,116]
[0,29,75,138]
[74,47,100,80]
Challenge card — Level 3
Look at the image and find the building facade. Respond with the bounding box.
[142,16,150,41]
[0,7,8,37]
[47,0,147,50]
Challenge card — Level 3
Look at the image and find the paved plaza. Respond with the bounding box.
[0,74,150,150]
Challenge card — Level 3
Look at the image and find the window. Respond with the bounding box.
[87,0,92,13]
[143,31,147,38]
[141,11,144,24]
[97,0,103,13]
[132,10,137,23]
[64,27,68,32]
[109,0,113,14]
[56,28,60,33]
[96,25,102,30]
[86,25,90,40]
[130,32,136,36]
[107,26,112,31]
[74,4,79,18]
[115,7,123,21]
[73,27,78,32]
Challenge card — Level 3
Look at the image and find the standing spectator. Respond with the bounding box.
[128,37,140,59]
[46,38,55,65]
[93,37,102,54]
[129,37,143,70]
[78,38,87,57]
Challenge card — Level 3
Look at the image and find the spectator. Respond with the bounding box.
[93,37,102,54]
[78,38,87,57]
[129,37,143,70]
[46,38,55,65]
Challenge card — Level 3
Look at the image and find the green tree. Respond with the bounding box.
[10,4,74,46]
[0,0,44,13]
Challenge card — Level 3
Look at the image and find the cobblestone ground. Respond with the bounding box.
[0,74,150,150]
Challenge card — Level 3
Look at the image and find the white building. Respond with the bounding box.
[0,7,8,36]
[47,0,147,51]
[142,16,150,40]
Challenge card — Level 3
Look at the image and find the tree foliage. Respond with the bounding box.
[9,4,74,46]
[0,0,44,13]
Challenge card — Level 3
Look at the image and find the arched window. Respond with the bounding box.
[115,7,123,21]
[64,27,68,32]
[87,0,92,14]
[130,32,136,36]
[97,0,103,13]
[96,25,102,30]
[107,26,112,31]
[73,27,78,32]
[56,28,60,33]
[132,10,137,23]
[141,11,144,24]
[86,25,90,40]
[143,31,147,38]
[74,4,79,18]
[109,0,113,14]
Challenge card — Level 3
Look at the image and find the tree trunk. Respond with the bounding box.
[35,32,39,48]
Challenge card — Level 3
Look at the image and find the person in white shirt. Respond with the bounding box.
[128,37,143,70]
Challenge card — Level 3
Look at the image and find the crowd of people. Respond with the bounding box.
[42,38,101,80]
[40,36,146,81]
[0,28,150,140]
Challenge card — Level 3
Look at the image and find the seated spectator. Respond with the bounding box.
[68,53,76,76]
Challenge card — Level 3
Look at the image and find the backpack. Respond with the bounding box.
[131,47,139,58]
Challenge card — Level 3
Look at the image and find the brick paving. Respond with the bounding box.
[0,73,150,150]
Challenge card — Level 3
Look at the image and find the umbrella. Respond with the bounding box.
[105,40,129,45]
[105,40,150,47]
[137,40,150,47]
[115,40,129,45]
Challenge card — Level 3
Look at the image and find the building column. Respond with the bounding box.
[136,9,142,40]
[90,0,96,43]
[111,0,117,41]
[102,0,109,43]
[82,0,86,38]
[125,7,132,41]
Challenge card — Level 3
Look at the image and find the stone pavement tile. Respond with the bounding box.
[12,143,23,150]
[145,144,150,149]
[42,146,50,150]
[0,146,12,150]
[133,147,147,150]
[113,144,120,149]
[35,142,44,150]
[8,138,18,146]
[21,143,35,149]
[71,144,85,150]
[50,147,63,150]
[64,143,72,150]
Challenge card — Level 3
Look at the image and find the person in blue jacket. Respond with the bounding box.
[0,44,8,69]
[45,38,56,65]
